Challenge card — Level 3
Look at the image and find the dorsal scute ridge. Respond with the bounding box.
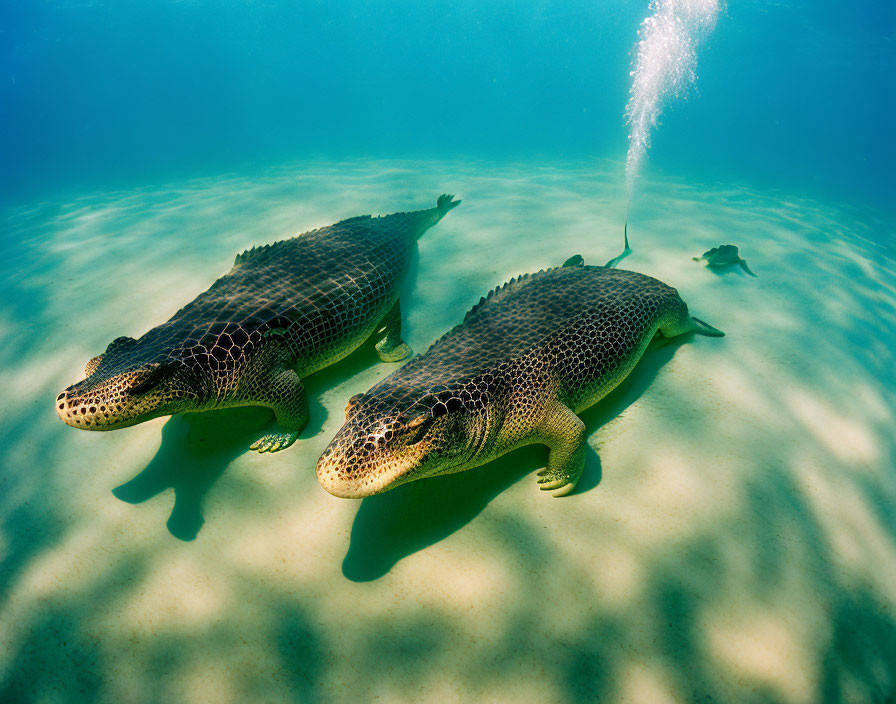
[460,269,557,324]
[335,214,373,226]
[234,215,374,266]
[234,243,275,265]
[462,280,510,323]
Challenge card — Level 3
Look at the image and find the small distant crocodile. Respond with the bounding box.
[56,194,460,452]
[317,255,723,498]
[694,244,757,276]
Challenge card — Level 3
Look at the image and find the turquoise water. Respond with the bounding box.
[2,3,895,704]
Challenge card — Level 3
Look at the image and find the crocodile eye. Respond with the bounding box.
[127,363,167,395]
[401,415,434,445]
[406,415,427,429]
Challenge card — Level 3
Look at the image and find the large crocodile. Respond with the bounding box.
[316,256,723,497]
[55,194,460,452]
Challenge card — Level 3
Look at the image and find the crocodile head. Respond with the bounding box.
[55,335,207,431]
[317,385,486,498]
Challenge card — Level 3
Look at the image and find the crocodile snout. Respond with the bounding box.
[55,387,102,429]
[54,382,132,430]
[316,443,372,498]
[316,430,425,499]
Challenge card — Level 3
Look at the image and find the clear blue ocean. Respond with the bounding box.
[2,1,894,212]
[1,2,894,703]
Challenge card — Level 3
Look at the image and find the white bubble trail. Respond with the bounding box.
[625,0,720,197]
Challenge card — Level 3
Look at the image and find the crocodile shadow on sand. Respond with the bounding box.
[113,343,384,541]
[342,336,689,582]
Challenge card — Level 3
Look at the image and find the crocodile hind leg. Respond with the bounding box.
[374,299,412,362]
[249,368,309,453]
[660,302,725,339]
[536,401,587,497]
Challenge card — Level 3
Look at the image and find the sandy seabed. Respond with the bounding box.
[1,160,894,704]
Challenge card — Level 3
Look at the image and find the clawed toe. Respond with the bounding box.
[537,469,579,497]
[538,477,568,490]
[538,477,578,496]
[250,431,299,454]
[551,482,577,498]
[377,342,412,363]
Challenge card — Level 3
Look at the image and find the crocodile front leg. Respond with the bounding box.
[374,299,412,362]
[536,400,587,497]
[249,368,309,453]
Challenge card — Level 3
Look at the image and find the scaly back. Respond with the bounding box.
[374,265,681,392]
[108,204,445,385]
[168,209,433,344]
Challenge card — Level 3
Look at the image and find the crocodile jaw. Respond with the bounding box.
[54,381,165,430]
[316,440,425,498]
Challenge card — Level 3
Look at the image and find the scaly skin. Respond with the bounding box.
[317,256,723,497]
[55,194,460,452]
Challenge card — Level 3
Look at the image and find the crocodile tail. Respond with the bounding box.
[437,193,461,213]
[738,259,758,277]
[690,317,725,337]
[604,220,633,268]
[417,194,461,239]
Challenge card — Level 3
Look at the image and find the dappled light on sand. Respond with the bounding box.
[1,160,894,702]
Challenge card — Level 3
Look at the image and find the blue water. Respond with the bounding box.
[2,3,896,704]
[2,1,893,212]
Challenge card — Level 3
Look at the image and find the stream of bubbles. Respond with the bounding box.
[625,0,721,200]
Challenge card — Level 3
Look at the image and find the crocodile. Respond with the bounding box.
[316,255,723,498]
[694,244,757,276]
[55,194,460,452]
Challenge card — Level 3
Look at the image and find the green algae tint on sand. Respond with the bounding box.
[1,159,895,703]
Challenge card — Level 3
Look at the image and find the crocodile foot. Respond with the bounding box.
[376,340,412,363]
[250,430,299,453]
[537,464,581,497]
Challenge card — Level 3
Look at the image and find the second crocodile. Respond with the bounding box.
[317,255,722,497]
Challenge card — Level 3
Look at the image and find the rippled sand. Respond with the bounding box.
[1,160,894,703]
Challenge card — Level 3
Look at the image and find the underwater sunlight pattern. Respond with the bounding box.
[2,0,895,701]
[1,160,894,702]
